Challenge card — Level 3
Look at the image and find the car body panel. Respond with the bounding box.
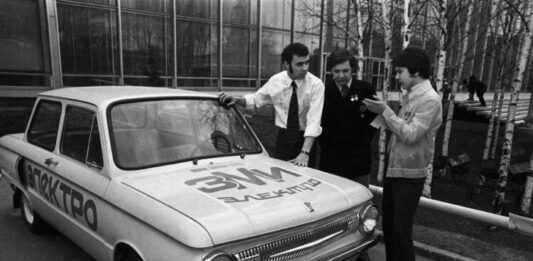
[115,156,372,246]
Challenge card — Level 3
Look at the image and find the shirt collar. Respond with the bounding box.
[408,79,432,100]
[285,71,305,88]
[335,78,352,92]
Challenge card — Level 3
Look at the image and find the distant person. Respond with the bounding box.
[218,42,324,167]
[468,75,487,106]
[319,48,377,186]
[363,46,443,261]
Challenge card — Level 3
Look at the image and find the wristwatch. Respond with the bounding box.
[300,150,310,155]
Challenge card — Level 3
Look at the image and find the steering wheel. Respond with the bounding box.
[210,130,232,153]
[189,130,232,158]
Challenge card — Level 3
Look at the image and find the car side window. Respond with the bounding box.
[27,100,62,151]
[61,106,104,170]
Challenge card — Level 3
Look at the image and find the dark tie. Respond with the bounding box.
[286,81,300,142]
[341,84,349,98]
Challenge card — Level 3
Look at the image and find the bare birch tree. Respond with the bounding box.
[376,0,393,184]
[433,0,448,101]
[354,0,365,80]
[522,151,533,214]
[493,1,533,215]
[402,0,412,48]
[482,0,526,161]
[479,0,495,88]
[442,0,473,157]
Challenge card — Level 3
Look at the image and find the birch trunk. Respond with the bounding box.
[421,0,428,49]
[490,89,506,159]
[468,1,482,78]
[434,0,447,99]
[377,0,392,184]
[402,0,411,48]
[367,0,374,82]
[354,0,364,80]
[483,70,504,160]
[493,3,533,215]
[479,0,494,84]
[521,151,533,214]
[482,0,505,160]
[442,0,473,157]
[490,2,524,160]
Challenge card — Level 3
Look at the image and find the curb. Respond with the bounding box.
[374,229,477,261]
[414,240,477,261]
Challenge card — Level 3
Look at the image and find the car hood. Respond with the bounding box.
[119,157,372,245]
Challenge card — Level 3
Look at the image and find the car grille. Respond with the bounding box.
[233,214,359,261]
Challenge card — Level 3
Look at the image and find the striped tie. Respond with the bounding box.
[286,81,300,142]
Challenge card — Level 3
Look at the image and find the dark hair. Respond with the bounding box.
[393,46,431,79]
[326,48,358,72]
[469,75,477,81]
[281,42,309,64]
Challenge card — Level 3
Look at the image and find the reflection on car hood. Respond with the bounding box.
[120,157,373,245]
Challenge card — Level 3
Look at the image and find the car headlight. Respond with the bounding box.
[203,251,236,261]
[359,204,379,234]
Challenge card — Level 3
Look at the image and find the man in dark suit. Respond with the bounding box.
[319,48,377,261]
[319,48,377,187]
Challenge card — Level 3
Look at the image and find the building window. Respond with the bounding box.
[122,12,172,86]
[261,30,290,78]
[57,3,119,85]
[262,0,291,30]
[176,20,217,79]
[0,0,48,86]
[177,0,217,20]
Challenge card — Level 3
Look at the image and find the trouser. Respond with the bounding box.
[382,177,425,261]
[476,89,486,106]
[273,127,316,167]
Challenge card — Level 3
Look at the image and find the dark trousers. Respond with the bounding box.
[382,177,425,261]
[476,89,486,106]
[273,127,316,166]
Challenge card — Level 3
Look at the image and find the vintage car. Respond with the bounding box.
[0,86,378,261]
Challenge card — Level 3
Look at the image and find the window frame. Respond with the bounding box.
[27,99,63,152]
[60,104,104,170]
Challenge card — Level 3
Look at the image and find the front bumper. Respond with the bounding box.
[326,235,380,261]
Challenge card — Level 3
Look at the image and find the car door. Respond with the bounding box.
[23,99,112,260]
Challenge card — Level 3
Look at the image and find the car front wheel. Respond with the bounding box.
[21,192,47,234]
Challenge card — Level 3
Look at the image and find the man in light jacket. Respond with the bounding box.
[363,46,443,261]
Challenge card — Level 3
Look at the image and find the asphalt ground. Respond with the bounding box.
[0,179,93,261]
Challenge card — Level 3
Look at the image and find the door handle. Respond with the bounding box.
[44,158,59,166]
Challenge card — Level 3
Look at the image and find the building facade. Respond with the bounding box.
[1,0,392,97]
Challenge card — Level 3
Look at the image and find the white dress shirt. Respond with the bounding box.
[244,71,324,138]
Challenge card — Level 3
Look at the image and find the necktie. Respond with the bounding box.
[286,81,300,142]
[341,84,349,98]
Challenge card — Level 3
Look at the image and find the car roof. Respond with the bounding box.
[39,86,216,107]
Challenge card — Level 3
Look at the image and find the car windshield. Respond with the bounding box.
[109,98,262,169]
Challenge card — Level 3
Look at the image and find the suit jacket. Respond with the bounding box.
[319,78,377,179]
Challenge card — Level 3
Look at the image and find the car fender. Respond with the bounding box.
[0,134,26,187]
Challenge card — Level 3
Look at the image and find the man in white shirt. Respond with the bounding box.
[219,42,324,167]
[363,46,443,261]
